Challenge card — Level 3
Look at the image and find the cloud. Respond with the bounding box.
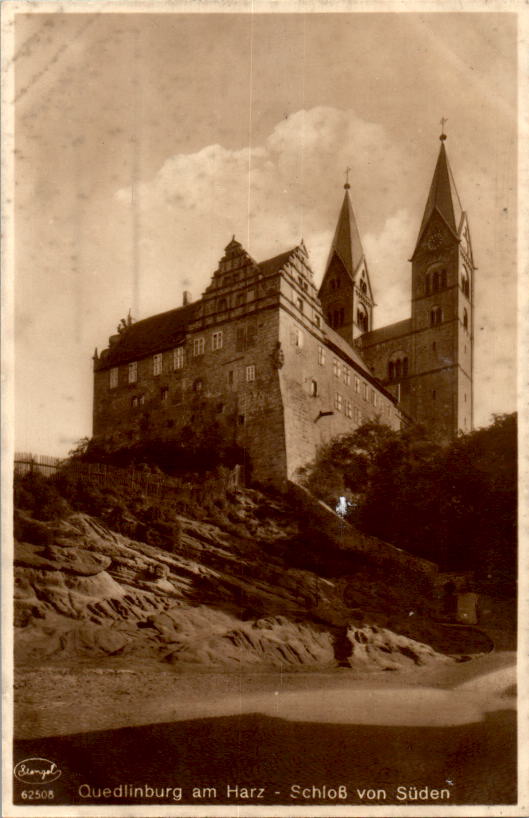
[115,107,410,316]
[364,208,416,327]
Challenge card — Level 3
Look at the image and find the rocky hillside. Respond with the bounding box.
[13,472,490,671]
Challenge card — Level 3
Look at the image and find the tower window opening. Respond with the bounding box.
[463,308,469,331]
[360,279,367,294]
[310,379,318,397]
[433,271,440,293]
[356,307,368,332]
[430,307,442,327]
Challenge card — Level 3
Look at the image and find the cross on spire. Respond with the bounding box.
[440,117,448,141]
[344,166,351,190]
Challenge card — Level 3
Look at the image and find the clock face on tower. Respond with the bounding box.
[427,229,443,250]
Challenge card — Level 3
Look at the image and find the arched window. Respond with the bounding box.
[430,307,442,327]
[462,274,470,298]
[387,351,408,382]
[356,306,368,332]
[463,308,469,330]
[433,271,440,293]
[360,279,367,294]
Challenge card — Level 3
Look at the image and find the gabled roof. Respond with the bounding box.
[325,188,366,280]
[95,302,199,370]
[413,140,464,256]
[258,248,297,278]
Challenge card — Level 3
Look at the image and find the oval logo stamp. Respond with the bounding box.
[14,758,62,784]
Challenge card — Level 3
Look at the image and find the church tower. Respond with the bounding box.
[409,131,474,440]
[318,175,374,346]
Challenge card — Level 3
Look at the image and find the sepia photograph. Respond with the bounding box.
[3,2,526,815]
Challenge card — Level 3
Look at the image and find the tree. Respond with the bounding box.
[298,414,517,591]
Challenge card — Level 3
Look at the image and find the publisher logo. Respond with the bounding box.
[14,758,61,784]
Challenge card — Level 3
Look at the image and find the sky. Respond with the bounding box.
[11,8,518,457]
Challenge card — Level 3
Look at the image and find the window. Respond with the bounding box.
[388,361,394,380]
[463,308,469,331]
[318,345,325,366]
[360,279,367,294]
[131,396,138,409]
[193,378,203,392]
[217,297,228,312]
[355,376,360,394]
[333,358,340,378]
[139,394,145,406]
[331,307,345,328]
[370,388,375,404]
[228,370,234,386]
[462,274,470,298]
[109,367,118,389]
[355,407,361,423]
[246,365,255,382]
[362,382,368,400]
[294,328,303,348]
[315,315,321,328]
[212,331,223,351]
[128,361,137,384]
[310,379,318,397]
[373,392,378,408]
[430,307,442,327]
[238,414,245,426]
[334,392,343,412]
[236,293,246,306]
[356,306,368,332]
[297,297,304,313]
[161,387,169,402]
[173,347,185,370]
[153,353,163,375]
[403,357,408,376]
[346,399,353,418]
[193,337,205,356]
[342,364,350,386]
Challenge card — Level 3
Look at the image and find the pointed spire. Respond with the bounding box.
[325,181,365,279]
[414,136,464,254]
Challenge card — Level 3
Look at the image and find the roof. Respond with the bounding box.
[412,140,464,256]
[357,318,413,348]
[258,249,297,278]
[324,189,365,280]
[95,302,199,370]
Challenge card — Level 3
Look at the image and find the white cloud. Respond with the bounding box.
[115,107,410,315]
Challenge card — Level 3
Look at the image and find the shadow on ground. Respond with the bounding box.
[13,708,516,806]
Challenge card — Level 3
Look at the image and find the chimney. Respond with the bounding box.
[183,290,191,306]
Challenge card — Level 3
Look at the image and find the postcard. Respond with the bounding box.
[2,1,527,816]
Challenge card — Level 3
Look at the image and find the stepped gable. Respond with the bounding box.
[95,302,199,370]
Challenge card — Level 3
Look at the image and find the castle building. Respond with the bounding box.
[93,135,474,486]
